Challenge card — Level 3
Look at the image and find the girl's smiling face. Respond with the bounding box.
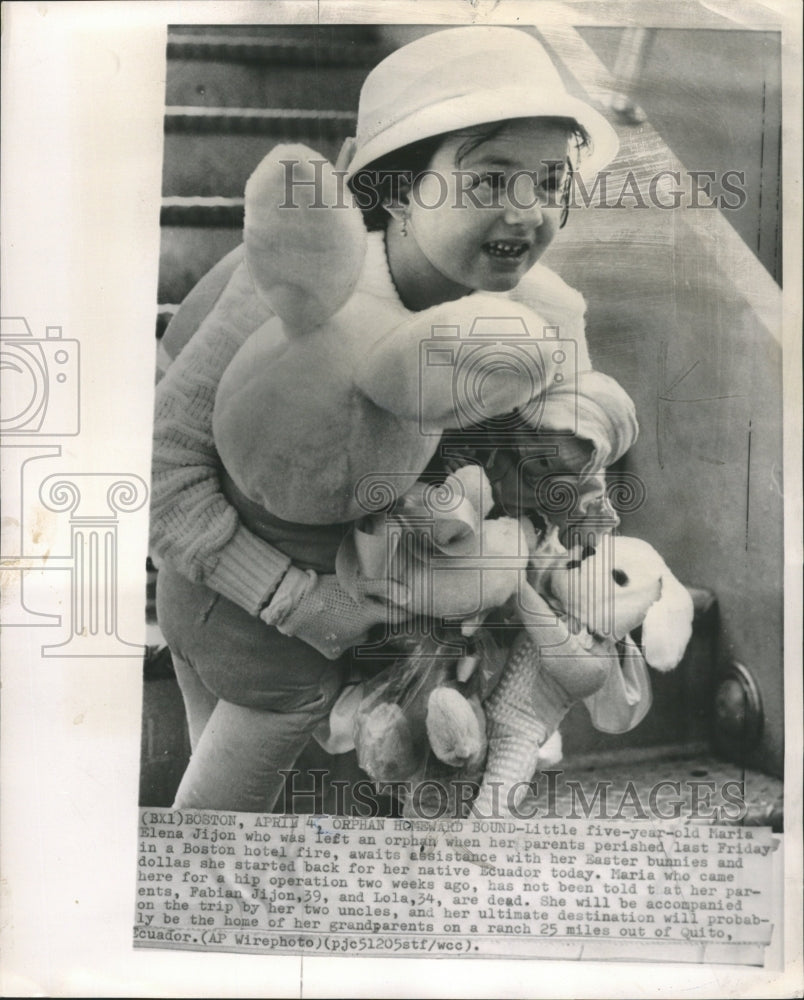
[387,119,573,309]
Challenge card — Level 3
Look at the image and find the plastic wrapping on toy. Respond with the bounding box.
[581,634,653,734]
[352,626,507,809]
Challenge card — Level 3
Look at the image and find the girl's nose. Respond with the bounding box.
[503,201,545,228]
[501,183,546,227]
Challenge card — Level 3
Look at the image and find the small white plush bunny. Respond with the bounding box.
[474,530,694,816]
[547,534,695,673]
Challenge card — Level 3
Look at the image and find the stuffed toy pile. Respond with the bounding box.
[348,520,694,818]
[339,464,540,791]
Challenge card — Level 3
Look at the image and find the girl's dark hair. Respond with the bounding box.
[348,116,591,231]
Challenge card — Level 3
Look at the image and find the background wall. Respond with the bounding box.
[540,26,784,776]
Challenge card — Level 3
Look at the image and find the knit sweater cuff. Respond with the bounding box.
[205,526,291,616]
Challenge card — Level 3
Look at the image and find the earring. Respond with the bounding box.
[400,216,408,238]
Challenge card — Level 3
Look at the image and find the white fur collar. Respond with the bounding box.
[358,229,586,334]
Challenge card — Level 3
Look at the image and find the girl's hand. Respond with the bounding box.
[260,568,408,660]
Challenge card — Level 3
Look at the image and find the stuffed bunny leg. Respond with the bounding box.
[472,589,610,818]
[471,631,559,818]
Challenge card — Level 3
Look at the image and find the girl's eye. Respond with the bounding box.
[478,172,506,191]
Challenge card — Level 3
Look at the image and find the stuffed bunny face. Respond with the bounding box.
[546,535,693,671]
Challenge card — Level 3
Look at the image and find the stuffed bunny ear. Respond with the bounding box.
[244,143,366,331]
[641,566,694,671]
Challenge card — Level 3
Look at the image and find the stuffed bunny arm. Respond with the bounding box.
[355,299,560,429]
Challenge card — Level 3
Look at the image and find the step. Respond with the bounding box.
[166,31,383,67]
[166,59,369,111]
[167,24,383,46]
[160,197,244,228]
[161,129,346,198]
[164,105,355,136]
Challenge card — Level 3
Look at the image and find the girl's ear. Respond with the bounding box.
[641,568,694,672]
[383,176,412,226]
[384,205,408,229]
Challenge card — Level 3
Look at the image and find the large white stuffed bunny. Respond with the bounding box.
[212,145,566,526]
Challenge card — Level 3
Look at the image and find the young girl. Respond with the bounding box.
[151,26,622,812]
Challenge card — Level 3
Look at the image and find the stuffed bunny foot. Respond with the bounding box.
[471,729,544,817]
[470,631,572,817]
[473,633,572,817]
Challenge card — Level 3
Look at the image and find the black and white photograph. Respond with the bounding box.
[1,2,801,996]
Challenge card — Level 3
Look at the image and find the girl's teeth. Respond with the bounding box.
[485,241,526,258]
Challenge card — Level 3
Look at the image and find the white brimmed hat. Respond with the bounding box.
[345,27,619,181]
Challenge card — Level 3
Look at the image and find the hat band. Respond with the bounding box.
[348,87,618,181]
